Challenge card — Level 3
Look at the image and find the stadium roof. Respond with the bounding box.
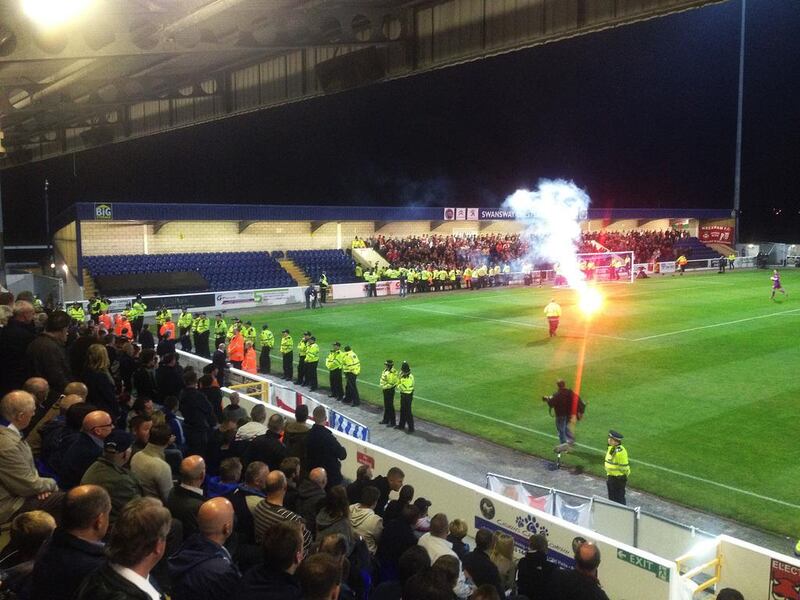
[54,201,732,231]
[1,0,725,167]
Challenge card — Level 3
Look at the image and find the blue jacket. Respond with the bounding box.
[59,432,103,489]
[30,528,106,600]
[237,565,302,600]
[168,534,241,600]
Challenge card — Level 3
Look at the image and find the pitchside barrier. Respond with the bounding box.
[486,474,716,562]
[174,347,800,599]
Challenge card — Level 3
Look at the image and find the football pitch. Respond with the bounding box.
[238,269,800,536]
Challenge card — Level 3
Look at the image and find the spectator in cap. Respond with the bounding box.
[605,430,630,505]
[80,429,142,526]
[379,360,399,426]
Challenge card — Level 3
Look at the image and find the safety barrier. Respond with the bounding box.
[487,473,715,561]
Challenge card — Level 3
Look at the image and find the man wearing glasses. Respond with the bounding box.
[60,410,116,489]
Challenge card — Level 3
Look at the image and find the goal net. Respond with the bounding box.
[565,251,635,284]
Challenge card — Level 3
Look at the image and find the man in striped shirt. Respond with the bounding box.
[252,470,312,555]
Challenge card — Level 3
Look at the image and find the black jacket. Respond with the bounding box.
[243,431,287,472]
[306,424,347,487]
[167,534,241,600]
[375,518,417,569]
[179,388,217,433]
[156,364,183,399]
[26,333,72,404]
[516,551,559,600]
[59,432,103,489]
[30,528,106,600]
[371,475,393,517]
[0,318,36,395]
[201,387,223,424]
[237,565,302,600]
[77,562,164,600]
[84,369,120,422]
[462,549,504,598]
[139,329,155,350]
[549,568,610,600]
[167,485,205,538]
[133,367,158,401]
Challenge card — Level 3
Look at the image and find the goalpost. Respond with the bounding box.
[570,250,635,284]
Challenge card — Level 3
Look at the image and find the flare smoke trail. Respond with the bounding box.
[502,179,590,290]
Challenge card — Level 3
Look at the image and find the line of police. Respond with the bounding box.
[356,264,513,297]
[73,300,419,434]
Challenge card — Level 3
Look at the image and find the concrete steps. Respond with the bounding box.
[279,259,310,286]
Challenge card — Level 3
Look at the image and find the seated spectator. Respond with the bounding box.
[237,521,304,600]
[349,486,383,555]
[402,566,454,600]
[376,505,420,580]
[244,413,287,472]
[81,430,142,525]
[716,589,744,600]
[20,377,50,437]
[489,532,516,593]
[131,424,175,503]
[252,471,312,554]
[516,533,558,600]
[306,406,347,487]
[206,457,243,498]
[346,464,373,505]
[30,485,111,600]
[168,455,207,538]
[550,541,610,600]
[59,410,115,489]
[225,461,268,544]
[372,467,405,517]
[447,519,470,561]
[76,497,172,600]
[432,554,464,598]
[130,414,154,456]
[413,497,432,535]
[221,392,247,424]
[168,497,241,600]
[471,584,501,600]
[462,529,504,599]
[315,485,355,554]
[44,401,96,477]
[279,456,302,511]
[370,545,430,600]
[283,405,310,474]
[296,467,327,535]
[32,392,84,460]
[235,404,267,441]
[0,510,56,598]
[127,395,155,426]
[297,552,342,600]
[0,391,61,524]
[384,484,414,522]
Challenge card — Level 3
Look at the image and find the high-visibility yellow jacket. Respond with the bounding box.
[305,343,320,363]
[342,351,360,375]
[214,319,227,337]
[260,329,274,349]
[280,335,294,354]
[242,326,257,344]
[178,312,193,328]
[398,373,415,394]
[297,339,307,357]
[604,445,631,477]
[544,302,562,318]
[380,368,399,390]
[326,350,343,370]
[193,317,210,333]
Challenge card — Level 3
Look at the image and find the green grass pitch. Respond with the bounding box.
[237,269,800,536]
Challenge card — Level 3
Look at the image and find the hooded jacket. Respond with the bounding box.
[295,479,325,533]
[349,503,383,554]
[167,534,241,600]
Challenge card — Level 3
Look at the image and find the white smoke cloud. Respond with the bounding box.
[502,179,590,290]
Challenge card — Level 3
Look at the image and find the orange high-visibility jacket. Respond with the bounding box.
[228,334,245,362]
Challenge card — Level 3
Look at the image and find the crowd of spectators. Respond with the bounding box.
[579,229,688,264]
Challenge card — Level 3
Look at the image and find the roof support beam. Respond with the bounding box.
[152,221,169,234]
[310,221,327,234]
[239,220,257,233]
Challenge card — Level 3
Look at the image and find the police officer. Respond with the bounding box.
[342,345,361,406]
[88,295,102,323]
[319,272,329,304]
[280,329,294,380]
[543,298,562,337]
[178,307,193,348]
[379,360,399,426]
[226,318,241,342]
[305,284,314,309]
[605,430,631,505]
[396,362,415,433]
[194,312,211,358]
[295,331,309,386]
[214,314,227,350]
[242,321,257,346]
[325,342,344,401]
[304,336,320,391]
[259,324,274,374]
[131,294,147,338]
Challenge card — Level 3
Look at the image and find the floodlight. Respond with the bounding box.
[61,264,69,274]
[22,0,94,29]
[49,262,55,269]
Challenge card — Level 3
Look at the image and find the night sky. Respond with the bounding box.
[2,0,799,244]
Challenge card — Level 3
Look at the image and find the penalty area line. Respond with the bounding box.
[268,352,800,510]
[633,307,800,341]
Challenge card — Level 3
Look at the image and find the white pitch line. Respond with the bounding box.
[265,352,800,510]
[632,307,800,341]
[401,305,633,342]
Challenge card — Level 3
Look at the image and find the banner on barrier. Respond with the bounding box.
[698,225,734,243]
[487,476,554,515]
[330,280,400,300]
[273,385,303,413]
[554,494,593,529]
[329,410,369,442]
[216,287,302,308]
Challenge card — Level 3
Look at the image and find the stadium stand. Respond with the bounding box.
[84,251,296,294]
[673,236,726,262]
[286,249,359,284]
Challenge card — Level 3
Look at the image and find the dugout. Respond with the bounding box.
[51,203,732,300]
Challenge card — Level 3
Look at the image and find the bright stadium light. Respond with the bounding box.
[578,287,603,317]
[61,264,69,275]
[22,0,94,29]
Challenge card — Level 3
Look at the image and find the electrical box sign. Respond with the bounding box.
[94,203,114,220]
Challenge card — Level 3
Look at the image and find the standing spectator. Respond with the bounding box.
[516,533,558,600]
[314,486,355,553]
[206,457,243,499]
[349,485,383,555]
[130,415,154,456]
[0,391,61,524]
[279,457,302,512]
[244,413,288,472]
[83,343,121,423]
[168,455,207,538]
[550,541,610,600]
[237,521,303,600]
[543,379,584,448]
[283,405,310,475]
[130,424,175,503]
[76,497,172,600]
[462,529,504,599]
[133,349,158,400]
[372,467,405,517]
[306,406,347,487]
[295,467,327,534]
[418,513,459,565]
[59,410,115,489]
[395,362,415,433]
[26,309,72,405]
[81,430,142,526]
[179,370,217,457]
[0,300,36,395]
[139,324,155,350]
[168,497,241,600]
[199,374,223,423]
[212,344,227,387]
[156,353,183,400]
[252,471,312,553]
[225,461,268,545]
[30,485,111,600]
[221,392,247,424]
[370,545,430,600]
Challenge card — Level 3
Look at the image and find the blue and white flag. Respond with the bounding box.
[329,410,370,442]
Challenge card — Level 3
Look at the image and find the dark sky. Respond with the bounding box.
[2,0,799,243]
